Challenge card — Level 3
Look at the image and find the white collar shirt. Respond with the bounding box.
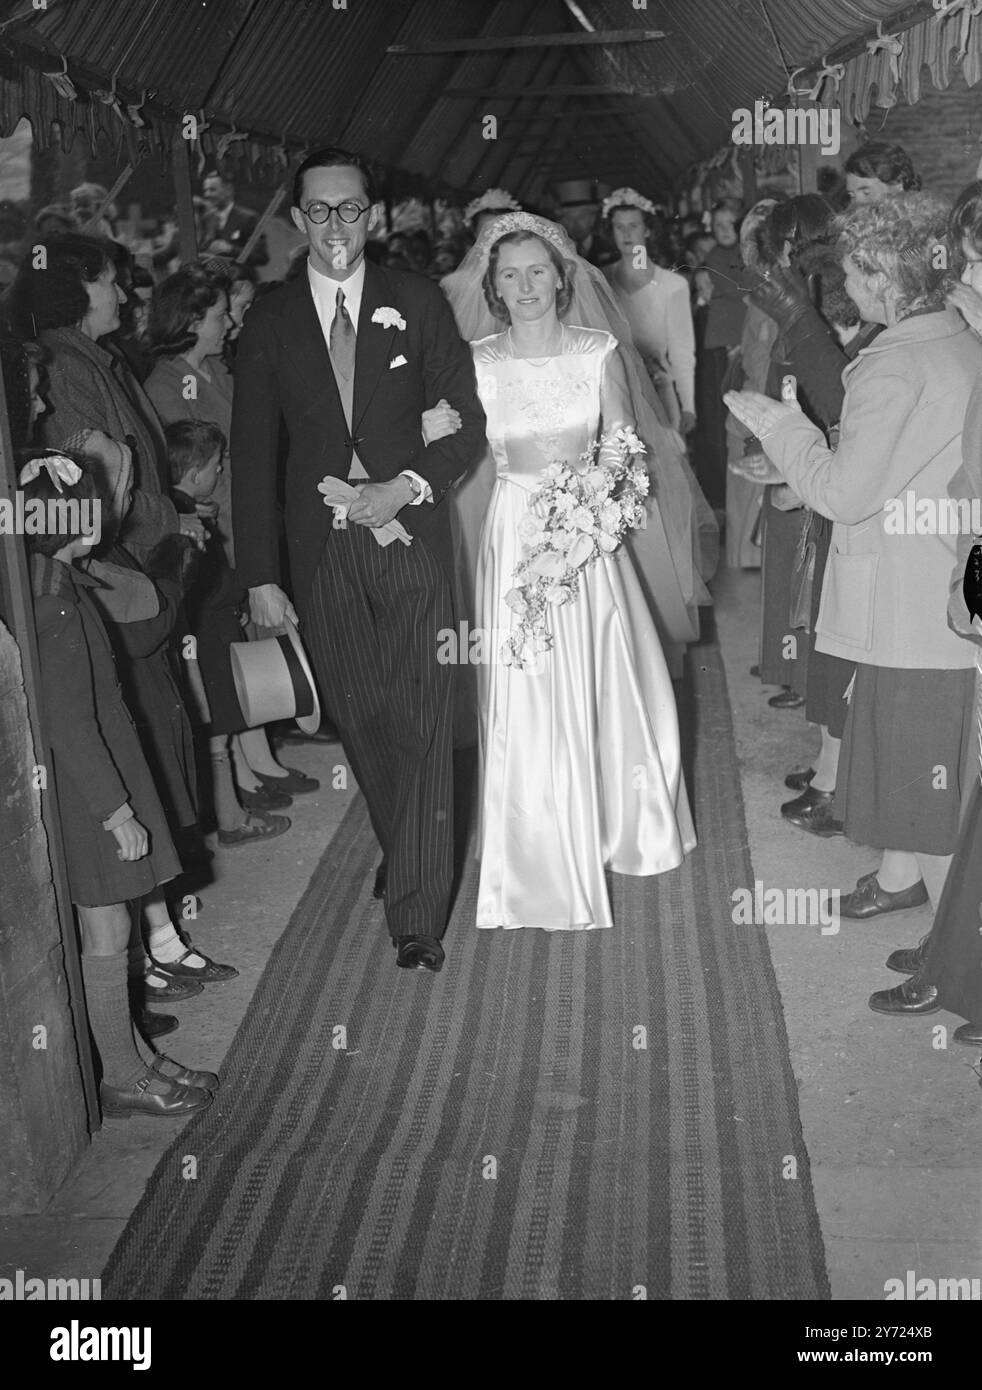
[307,257,367,349]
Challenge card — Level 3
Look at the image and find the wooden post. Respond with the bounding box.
[738,145,757,209]
[172,131,198,264]
[80,163,135,234]
[0,368,100,1140]
[236,185,285,264]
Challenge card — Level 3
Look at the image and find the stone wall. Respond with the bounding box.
[0,618,87,1213]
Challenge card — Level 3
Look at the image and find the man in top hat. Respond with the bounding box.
[231,146,486,973]
[554,179,617,268]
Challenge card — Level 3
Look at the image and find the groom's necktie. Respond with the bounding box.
[329,287,368,482]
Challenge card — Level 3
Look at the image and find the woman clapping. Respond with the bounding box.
[726,193,982,924]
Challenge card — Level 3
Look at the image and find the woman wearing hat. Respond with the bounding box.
[146,262,320,816]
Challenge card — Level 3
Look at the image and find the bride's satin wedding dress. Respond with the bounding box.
[472,325,696,930]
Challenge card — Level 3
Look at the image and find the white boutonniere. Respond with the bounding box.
[372,306,406,332]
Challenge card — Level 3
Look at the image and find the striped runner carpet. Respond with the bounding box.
[102,626,829,1300]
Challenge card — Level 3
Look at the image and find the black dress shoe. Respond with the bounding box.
[886,935,929,975]
[148,1053,219,1091]
[768,687,804,709]
[784,766,815,792]
[781,786,843,837]
[275,720,340,745]
[151,947,239,983]
[256,767,320,795]
[840,873,929,920]
[239,784,293,811]
[137,1009,179,1039]
[953,1021,982,1046]
[394,935,445,972]
[100,1070,212,1119]
[373,861,388,900]
[868,977,941,1015]
[140,973,204,1002]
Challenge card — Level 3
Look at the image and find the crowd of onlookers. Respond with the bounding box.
[0,203,327,1118]
[5,139,982,1117]
[533,145,982,1078]
[708,142,982,1067]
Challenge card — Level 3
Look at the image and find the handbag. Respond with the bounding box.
[789,511,817,632]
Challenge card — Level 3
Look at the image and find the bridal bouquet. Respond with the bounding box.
[502,427,648,668]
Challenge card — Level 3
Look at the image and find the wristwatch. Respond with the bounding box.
[404,473,422,500]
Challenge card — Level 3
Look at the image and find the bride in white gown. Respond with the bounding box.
[460,216,696,930]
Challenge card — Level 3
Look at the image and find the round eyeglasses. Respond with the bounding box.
[300,200,370,225]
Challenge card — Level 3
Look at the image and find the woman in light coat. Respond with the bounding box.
[726,193,982,921]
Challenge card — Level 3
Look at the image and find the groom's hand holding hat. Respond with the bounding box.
[249,583,298,629]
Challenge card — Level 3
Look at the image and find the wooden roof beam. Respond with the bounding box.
[388,30,666,56]
[499,106,639,124]
[442,84,636,97]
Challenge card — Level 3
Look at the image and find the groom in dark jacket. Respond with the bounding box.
[231,147,486,971]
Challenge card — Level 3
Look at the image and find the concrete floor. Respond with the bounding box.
[2,564,980,1299]
[715,565,982,1300]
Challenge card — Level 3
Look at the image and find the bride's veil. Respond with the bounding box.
[442,211,719,674]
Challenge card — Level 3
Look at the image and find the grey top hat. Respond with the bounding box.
[554,178,600,208]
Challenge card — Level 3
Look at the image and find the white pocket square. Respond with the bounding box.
[389,354,407,369]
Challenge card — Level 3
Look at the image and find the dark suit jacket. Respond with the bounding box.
[230,259,486,610]
[202,202,268,267]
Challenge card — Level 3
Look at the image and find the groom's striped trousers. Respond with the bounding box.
[302,520,455,938]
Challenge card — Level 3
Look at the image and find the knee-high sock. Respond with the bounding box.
[81,949,146,1087]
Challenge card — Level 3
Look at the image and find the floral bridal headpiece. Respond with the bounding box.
[463,187,521,225]
[473,211,577,268]
[600,187,657,220]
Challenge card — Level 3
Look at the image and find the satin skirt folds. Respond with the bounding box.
[474,476,696,930]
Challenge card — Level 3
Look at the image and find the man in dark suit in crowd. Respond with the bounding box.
[554,181,617,268]
[231,147,486,973]
[200,170,269,268]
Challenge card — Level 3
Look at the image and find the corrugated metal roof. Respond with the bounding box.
[0,0,976,198]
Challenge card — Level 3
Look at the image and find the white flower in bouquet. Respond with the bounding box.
[529,549,566,579]
[554,491,576,515]
[565,533,596,568]
[599,503,622,534]
[501,428,647,668]
[613,425,646,456]
[518,511,546,542]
